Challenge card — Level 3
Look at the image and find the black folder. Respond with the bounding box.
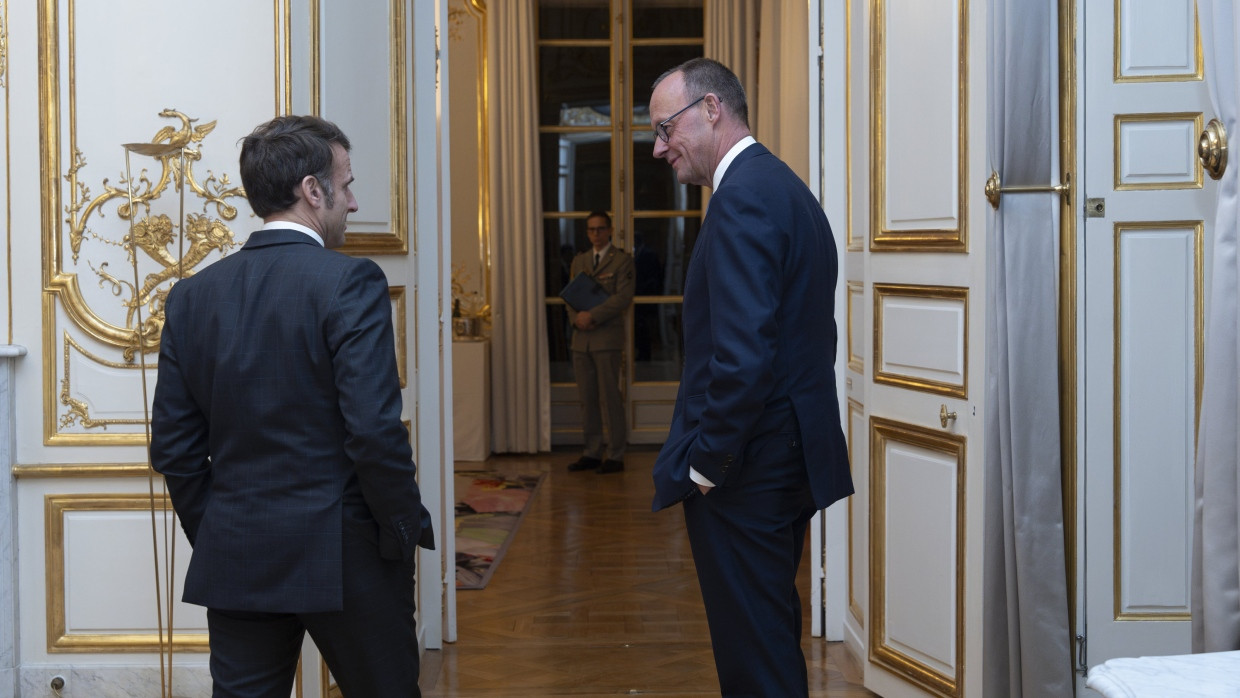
[559,272,610,311]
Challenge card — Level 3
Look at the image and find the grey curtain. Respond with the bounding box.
[982,0,1074,694]
[487,0,551,452]
[1193,0,1240,654]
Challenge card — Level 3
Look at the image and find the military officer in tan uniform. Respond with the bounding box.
[567,211,635,473]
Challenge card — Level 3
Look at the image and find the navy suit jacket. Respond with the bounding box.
[150,229,434,613]
[652,143,854,511]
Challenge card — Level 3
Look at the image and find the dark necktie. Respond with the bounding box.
[593,253,600,269]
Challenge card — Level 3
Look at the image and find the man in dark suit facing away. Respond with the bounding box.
[649,58,854,696]
[150,115,434,697]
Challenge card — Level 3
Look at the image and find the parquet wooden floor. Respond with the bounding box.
[419,449,877,697]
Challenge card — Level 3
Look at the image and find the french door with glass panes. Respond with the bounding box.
[539,0,704,446]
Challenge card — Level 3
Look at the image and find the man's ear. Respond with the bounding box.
[704,93,722,123]
[299,175,323,207]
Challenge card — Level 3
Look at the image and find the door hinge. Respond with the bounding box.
[1075,633,1088,676]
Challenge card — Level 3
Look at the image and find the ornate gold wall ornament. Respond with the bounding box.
[0,2,8,89]
[57,333,150,431]
[59,109,244,360]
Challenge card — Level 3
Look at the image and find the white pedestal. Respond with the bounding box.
[452,339,491,461]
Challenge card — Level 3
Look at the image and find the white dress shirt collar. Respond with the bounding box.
[712,135,757,190]
[263,220,324,247]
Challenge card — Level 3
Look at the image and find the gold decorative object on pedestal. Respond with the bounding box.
[451,262,491,339]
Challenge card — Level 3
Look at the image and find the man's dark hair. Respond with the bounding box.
[586,210,612,228]
[652,57,749,128]
[239,115,351,218]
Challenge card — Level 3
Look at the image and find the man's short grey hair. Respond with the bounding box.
[652,57,749,128]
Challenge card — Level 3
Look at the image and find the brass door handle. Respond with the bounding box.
[1200,118,1228,180]
[940,404,957,429]
[985,171,1071,209]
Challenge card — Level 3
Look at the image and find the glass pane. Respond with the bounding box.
[633,0,703,39]
[633,301,683,382]
[631,216,699,296]
[540,133,613,214]
[539,46,611,126]
[538,0,610,40]
[631,138,701,212]
[631,44,704,116]
[546,304,574,381]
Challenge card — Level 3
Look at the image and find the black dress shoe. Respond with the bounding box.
[597,459,624,474]
[568,456,602,472]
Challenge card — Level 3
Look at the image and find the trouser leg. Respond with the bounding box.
[206,609,304,698]
[682,429,815,697]
[572,350,605,458]
[593,350,626,460]
[301,531,420,696]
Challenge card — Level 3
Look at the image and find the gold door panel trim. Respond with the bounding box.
[1111,220,1202,622]
[872,283,969,399]
[869,0,969,252]
[45,493,209,653]
[54,333,148,441]
[390,286,407,388]
[869,416,965,698]
[847,398,864,628]
[1113,0,1203,84]
[14,462,152,478]
[45,323,151,446]
[328,0,410,256]
[847,281,864,374]
[842,0,858,252]
[1113,112,1204,191]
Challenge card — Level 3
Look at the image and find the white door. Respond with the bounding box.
[4,2,450,695]
[1080,0,1214,686]
[845,1,989,696]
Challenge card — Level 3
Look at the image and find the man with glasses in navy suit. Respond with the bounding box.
[151,115,434,697]
[649,58,854,696]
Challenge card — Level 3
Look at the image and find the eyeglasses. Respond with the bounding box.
[655,95,706,143]
[586,226,611,233]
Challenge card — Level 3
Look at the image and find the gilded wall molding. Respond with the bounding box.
[847,397,864,628]
[1112,112,1204,191]
[1110,220,1202,622]
[52,108,243,359]
[57,333,149,433]
[326,0,411,256]
[391,286,407,388]
[869,416,966,697]
[0,0,8,89]
[45,493,209,653]
[1113,0,1202,83]
[847,281,864,374]
[872,283,969,398]
[869,0,969,252]
[13,462,152,478]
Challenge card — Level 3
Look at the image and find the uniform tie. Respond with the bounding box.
[593,252,600,269]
